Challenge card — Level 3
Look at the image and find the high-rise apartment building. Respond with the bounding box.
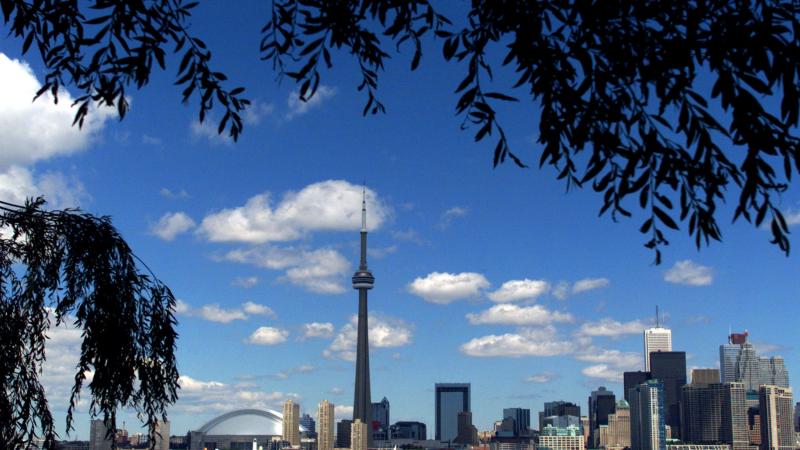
[435,383,471,441]
[351,419,368,450]
[151,420,170,450]
[89,419,113,450]
[336,419,353,449]
[503,408,531,436]
[589,387,616,448]
[650,351,687,439]
[318,400,334,450]
[283,399,301,446]
[630,380,666,450]
[758,385,794,450]
[644,327,672,372]
[605,400,631,450]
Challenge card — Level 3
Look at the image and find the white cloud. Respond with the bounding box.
[232,276,260,288]
[301,322,335,339]
[274,364,317,379]
[0,53,114,169]
[242,301,276,317]
[286,85,336,120]
[159,187,190,199]
[572,277,610,294]
[783,209,800,227]
[142,134,162,146]
[576,349,641,382]
[198,304,248,323]
[466,304,573,326]
[664,260,713,286]
[199,180,390,244]
[368,245,398,259]
[329,387,344,396]
[243,100,275,125]
[407,272,489,304]
[576,318,649,338]
[488,279,550,303]
[334,405,353,421]
[552,281,570,300]
[0,166,89,209]
[247,327,289,345]
[459,326,575,358]
[439,206,469,229]
[190,119,233,145]
[150,212,196,241]
[524,372,557,383]
[176,300,275,323]
[391,228,424,244]
[222,246,350,294]
[175,374,295,414]
[324,314,413,361]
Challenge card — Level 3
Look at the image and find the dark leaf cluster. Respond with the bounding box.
[0,199,179,450]
[265,0,800,263]
[1,0,249,140]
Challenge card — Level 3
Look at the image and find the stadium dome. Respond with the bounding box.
[188,409,308,450]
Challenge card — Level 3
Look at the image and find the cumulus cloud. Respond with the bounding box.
[439,206,469,229]
[222,245,350,294]
[334,405,354,421]
[198,180,390,244]
[488,279,550,303]
[175,374,295,414]
[243,100,275,125]
[176,300,275,323]
[459,326,575,358]
[552,281,570,300]
[576,318,649,338]
[407,272,489,304]
[576,349,641,382]
[273,364,317,380]
[301,322,335,339]
[159,188,190,200]
[150,212,196,241]
[190,119,233,145]
[664,260,713,286]
[40,311,89,408]
[286,85,336,120]
[0,166,88,208]
[232,276,260,288]
[0,53,114,169]
[247,327,289,345]
[524,372,557,383]
[329,387,344,396]
[324,314,413,361]
[572,278,610,294]
[466,304,573,326]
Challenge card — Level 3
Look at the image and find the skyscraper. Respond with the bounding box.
[372,397,390,439]
[89,419,113,450]
[336,420,353,449]
[692,368,721,385]
[721,332,761,391]
[540,401,581,431]
[283,399,300,446]
[390,421,427,440]
[643,312,672,372]
[300,414,316,436]
[630,380,666,450]
[454,411,478,445]
[151,420,170,450]
[649,351,687,439]
[351,419,368,450]
[589,387,616,448]
[758,385,794,450]
[794,402,799,432]
[624,372,652,404]
[681,379,750,450]
[352,190,374,446]
[606,400,631,450]
[503,408,531,436]
[759,357,790,388]
[435,383,471,441]
[318,401,334,450]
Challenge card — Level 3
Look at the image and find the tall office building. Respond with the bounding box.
[625,372,652,404]
[390,421,427,440]
[503,408,531,436]
[435,383,471,441]
[454,411,478,445]
[351,419,368,450]
[692,368,721,385]
[721,382,753,450]
[630,380,666,450]
[318,401,334,450]
[759,357,790,388]
[649,351,687,439]
[681,380,751,450]
[605,400,631,449]
[300,414,316,436]
[372,397,390,438]
[758,385,794,450]
[283,399,301,446]
[151,420,170,450]
[336,420,353,449]
[352,191,375,446]
[89,419,113,450]
[721,332,762,391]
[794,402,800,432]
[540,401,581,431]
[589,387,616,448]
[643,320,672,372]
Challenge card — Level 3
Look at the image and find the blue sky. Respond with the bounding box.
[1,2,798,440]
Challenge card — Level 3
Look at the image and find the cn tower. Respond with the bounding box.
[352,189,374,446]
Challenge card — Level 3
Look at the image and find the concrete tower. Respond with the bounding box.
[352,189,374,446]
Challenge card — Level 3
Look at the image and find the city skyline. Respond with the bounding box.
[1,1,799,441]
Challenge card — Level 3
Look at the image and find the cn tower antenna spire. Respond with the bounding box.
[352,185,374,446]
[361,186,367,232]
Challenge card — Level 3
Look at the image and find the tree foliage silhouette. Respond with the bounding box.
[0,199,178,449]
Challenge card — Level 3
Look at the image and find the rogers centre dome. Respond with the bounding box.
[188,409,308,450]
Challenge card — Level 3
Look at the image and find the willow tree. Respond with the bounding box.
[0,199,178,449]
